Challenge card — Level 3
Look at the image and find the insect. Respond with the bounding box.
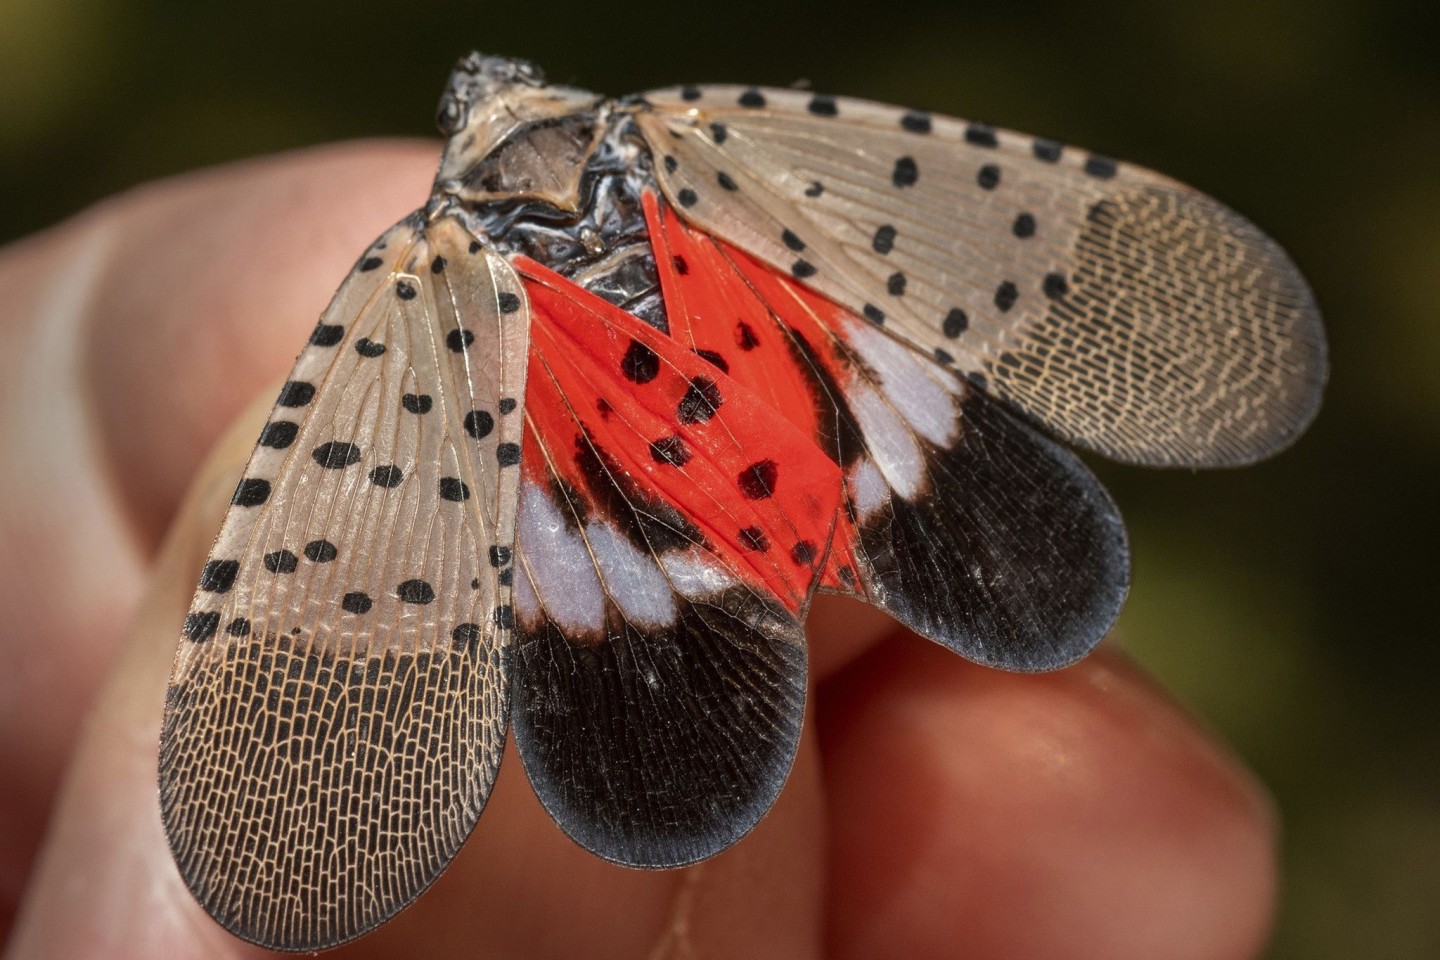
[158,53,1326,951]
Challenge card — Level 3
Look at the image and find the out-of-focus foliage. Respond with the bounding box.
[2,0,1435,956]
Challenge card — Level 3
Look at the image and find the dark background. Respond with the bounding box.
[3,0,1435,955]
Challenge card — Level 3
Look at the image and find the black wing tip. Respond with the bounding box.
[856,392,1132,674]
[512,595,808,870]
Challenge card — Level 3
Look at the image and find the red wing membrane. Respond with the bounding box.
[646,194,1129,670]
[510,258,841,866]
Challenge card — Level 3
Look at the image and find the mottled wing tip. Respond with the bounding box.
[989,183,1328,469]
[159,637,501,952]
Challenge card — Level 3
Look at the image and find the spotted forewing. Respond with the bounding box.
[160,213,529,950]
[159,54,1326,952]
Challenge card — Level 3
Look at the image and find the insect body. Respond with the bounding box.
[159,53,1326,951]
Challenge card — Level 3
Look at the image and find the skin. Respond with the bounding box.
[0,141,1277,960]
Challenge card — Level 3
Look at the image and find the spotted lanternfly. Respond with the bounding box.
[159,53,1327,951]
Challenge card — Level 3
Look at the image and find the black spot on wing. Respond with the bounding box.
[572,431,701,555]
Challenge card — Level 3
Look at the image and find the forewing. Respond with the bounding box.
[511,258,841,866]
[648,194,1127,669]
[638,85,1326,467]
[159,215,530,951]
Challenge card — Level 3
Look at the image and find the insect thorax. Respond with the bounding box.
[443,109,669,333]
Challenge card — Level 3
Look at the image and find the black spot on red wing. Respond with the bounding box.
[737,459,778,499]
[943,308,969,338]
[359,256,383,272]
[572,433,701,555]
[596,398,613,420]
[431,255,447,274]
[489,546,512,567]
[692,348,729,373]
[226,616,251,637]
[199,560,240,593]
[183,611,220,642]
[304,539,338,563]
[396,579,435,604]
[672,254,689,275]
[342,592,373,614]
[311,442,362,469]
[259,421,298,449]
[465,410,495,439]
[965,123,999,147]
[621,339,660,384]
[735,322,760,351]
[310,324,344,347]
[498,292,522,313]
[264,550,298,574]
[355,338,386,357]
[453,622,481,651]
[277,381,315,407]
[231,478,271,507]
[439,477,470,501]
[892,156,918,188]
[739,88,766,108]
[739,526,769,551]
[396,280,417,300]
[900,110,932,133]
[790,540,817,565]
[369,465,404,488]
[447,328,475,352]
[977,164,1001,190]
[402,393,432,414]
[650,434,693,467]
[496,442,522,466]
[677,376,723,425]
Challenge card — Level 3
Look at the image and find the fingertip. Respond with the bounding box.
[820,638,1277,960]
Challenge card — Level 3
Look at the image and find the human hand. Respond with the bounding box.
[0,142,1277,960]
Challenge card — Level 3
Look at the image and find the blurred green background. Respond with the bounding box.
[2,0,1434,955]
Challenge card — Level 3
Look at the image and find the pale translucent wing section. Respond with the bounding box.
[159,214,530,952]
[637,85,1327,466]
